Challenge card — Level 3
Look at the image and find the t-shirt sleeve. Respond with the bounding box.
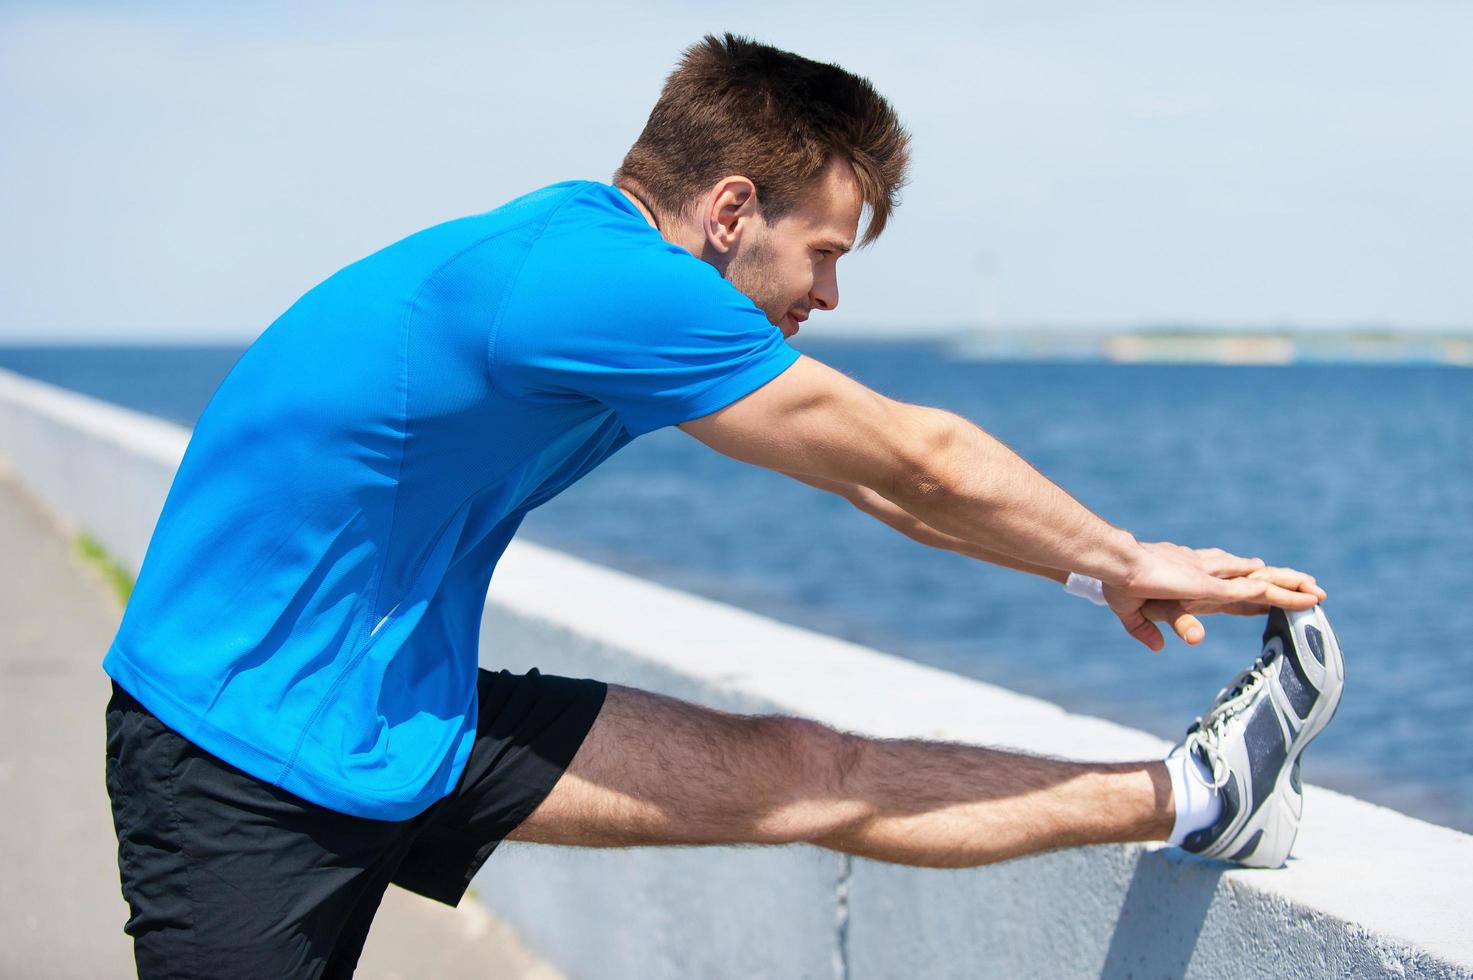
[490,236,801,438]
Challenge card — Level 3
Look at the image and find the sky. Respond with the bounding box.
[1,0,1470,342]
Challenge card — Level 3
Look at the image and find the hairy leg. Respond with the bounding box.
[506,683,1175,868]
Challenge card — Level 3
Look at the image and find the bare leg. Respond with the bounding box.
[507,684,1174,868]
[808,735,1172,867]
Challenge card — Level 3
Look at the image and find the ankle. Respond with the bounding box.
[1147,760,1176,841]
[1163,748,1223,845]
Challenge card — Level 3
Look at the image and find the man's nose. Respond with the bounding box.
[810,270,839,313]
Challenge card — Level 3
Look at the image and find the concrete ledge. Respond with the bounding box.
[0,367,187,569]
[480,545,1473,978]
[3,364,1469,978]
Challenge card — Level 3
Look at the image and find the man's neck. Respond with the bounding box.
[613,181,660,231]
[613,178,705,261]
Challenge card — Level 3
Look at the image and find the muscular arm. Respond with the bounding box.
[679,353,1319,650]
[778,468,1068,584]
[679,354,1142,584]
[679,353,1289,619]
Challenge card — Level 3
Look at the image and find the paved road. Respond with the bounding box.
[0,470,561,979]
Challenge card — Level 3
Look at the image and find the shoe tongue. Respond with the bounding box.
[1232,656,1274,700]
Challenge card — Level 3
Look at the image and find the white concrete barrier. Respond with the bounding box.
[3,364,1469,979]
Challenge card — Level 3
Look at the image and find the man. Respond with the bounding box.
[102,32,1344,978]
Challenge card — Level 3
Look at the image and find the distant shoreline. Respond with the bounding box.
[2,328,1471,366]
[945,328,1473,366]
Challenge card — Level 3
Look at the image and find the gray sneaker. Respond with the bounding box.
[1173,603,1345,868]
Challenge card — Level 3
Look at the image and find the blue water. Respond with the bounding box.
[3,341,1469,833]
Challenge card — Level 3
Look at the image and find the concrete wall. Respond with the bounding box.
[3,364,1470,979]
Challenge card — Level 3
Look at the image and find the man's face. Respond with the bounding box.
[724,156,862,339]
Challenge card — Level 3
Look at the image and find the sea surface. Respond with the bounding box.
[2,341,1469,833]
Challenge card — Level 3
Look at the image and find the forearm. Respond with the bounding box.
[848,484,1068,583]
[880,407,1141,584]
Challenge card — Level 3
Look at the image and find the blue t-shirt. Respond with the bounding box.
[101,180,801,820]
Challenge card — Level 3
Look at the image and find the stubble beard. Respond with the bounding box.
[723,231,788,328]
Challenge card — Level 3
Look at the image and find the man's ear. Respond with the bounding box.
[703,175,760,254]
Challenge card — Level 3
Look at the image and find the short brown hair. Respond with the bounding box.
[613,33,912,248]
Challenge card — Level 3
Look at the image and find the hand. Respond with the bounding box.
[1104,543,1327,652]
[1135,540,1259,572]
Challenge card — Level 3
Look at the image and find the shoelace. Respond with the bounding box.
[1182,654,1274,791]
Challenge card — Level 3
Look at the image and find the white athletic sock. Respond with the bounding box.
[1164,747,1224,845]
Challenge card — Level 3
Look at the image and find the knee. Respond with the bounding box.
[753,716,867,845]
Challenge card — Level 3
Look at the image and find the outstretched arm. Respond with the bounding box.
[776,468,1068,584]
[679,354,1231,593]
[679,355,1147,583]
[679,354,1324,650]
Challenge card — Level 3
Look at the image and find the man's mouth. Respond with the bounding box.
[782,311,808,336]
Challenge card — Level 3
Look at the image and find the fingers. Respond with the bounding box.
[1194,547,1265,578]
[1118,551,1328,628]
[1261,581,1322,609]
[1117,607,1165,653]
[1153,542,1326,600]
[1138,569,1327,623]
[1248,565,1326,601]
[1141,599,1205,645]
[1202,572,1273,605]
[1146,541,1266,579]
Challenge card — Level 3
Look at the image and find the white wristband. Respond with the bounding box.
[1064,572,1108,606]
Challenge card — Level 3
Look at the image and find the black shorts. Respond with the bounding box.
[104,666,608,980]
